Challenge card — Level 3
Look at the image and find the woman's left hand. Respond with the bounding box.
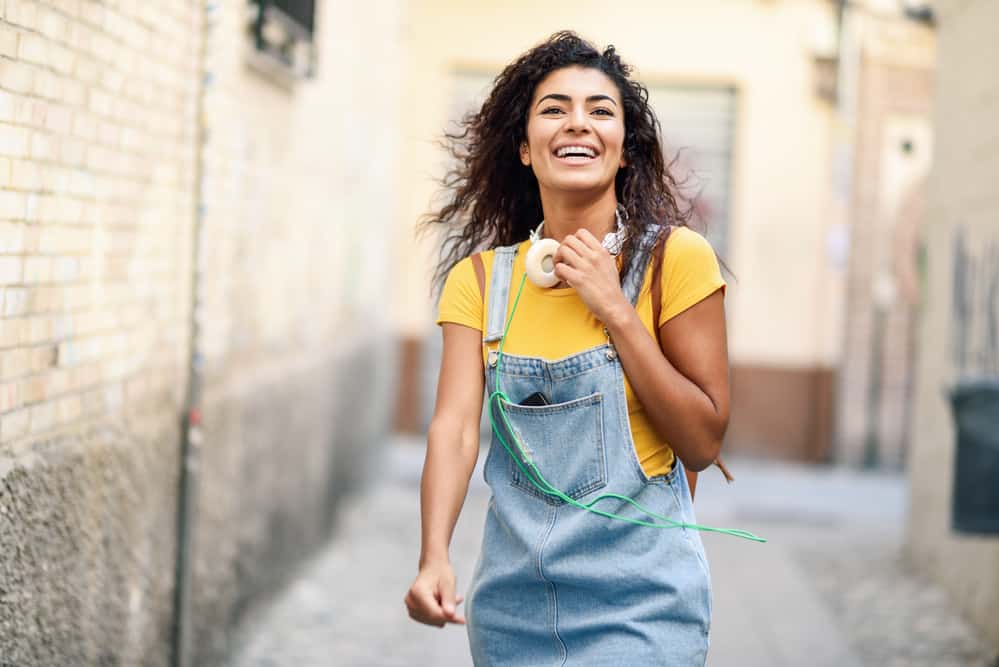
[553,229,631,325]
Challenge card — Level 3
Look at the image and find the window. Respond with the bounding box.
[249,0,317,79]
[646,85,736,258]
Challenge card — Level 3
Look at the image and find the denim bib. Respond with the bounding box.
[465,235,713,666]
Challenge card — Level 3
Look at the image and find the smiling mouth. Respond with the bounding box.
[553,145,599,163]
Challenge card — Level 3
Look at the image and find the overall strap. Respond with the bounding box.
[483,245,518,344]
[650,231,667,334]
[621,226,661,306]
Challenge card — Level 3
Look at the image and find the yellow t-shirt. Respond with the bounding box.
[436,226,726,477]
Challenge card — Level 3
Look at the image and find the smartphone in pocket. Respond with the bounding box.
[518,391,550,407]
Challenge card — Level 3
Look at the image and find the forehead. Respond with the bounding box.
[532,66,621,104]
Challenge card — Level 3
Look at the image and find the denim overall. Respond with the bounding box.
[465,240,712,666]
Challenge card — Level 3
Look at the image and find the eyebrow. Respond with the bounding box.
[535,93,618,108]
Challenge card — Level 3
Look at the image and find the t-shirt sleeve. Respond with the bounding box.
[436,256,483,331]
[658,228,727,328]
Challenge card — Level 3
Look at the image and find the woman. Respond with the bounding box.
[405,31,730,666]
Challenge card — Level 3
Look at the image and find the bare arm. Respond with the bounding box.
[405,322,484,627]
[605,289,729,472]
[555,230,730,472]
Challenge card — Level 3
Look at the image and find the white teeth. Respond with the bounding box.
[555,146,597,158]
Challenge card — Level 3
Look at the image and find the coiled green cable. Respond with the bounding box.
[487,272,766,543]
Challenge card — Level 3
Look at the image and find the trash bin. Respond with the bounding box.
[949,378,999,535]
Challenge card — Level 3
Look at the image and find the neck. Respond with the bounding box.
[538,189,618,242]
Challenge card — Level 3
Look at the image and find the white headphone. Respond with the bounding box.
[524,205,628,287]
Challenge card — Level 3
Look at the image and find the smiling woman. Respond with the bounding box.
[408,31,734,666]
[520,67,627,207]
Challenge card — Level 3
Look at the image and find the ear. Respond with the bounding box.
[519,142,531,166]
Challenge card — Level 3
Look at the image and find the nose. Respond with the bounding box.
[565,105,590,133]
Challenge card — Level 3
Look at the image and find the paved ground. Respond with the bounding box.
[229,437,998,667]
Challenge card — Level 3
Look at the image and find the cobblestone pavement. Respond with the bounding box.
[229,437,998,667]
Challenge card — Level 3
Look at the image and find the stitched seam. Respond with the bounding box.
[500,393,602,416]
[616,360,655,485]
[536,507,567,665]
[487,347,617,377]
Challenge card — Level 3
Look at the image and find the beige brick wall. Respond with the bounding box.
[0,0,405,662]
[0,1,200,662]
[907,0,999,652]
[0,0,197,448]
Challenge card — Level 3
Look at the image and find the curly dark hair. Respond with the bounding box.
[423,30,698,292]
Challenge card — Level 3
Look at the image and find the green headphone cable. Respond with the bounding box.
[487,272,766,543]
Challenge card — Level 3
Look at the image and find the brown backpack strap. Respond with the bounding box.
[471,253,485,300]
[650,234,666,338]
[649,230,733,484]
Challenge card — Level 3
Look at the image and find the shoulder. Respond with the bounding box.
[662,226,717,266]
[438,253,490,330]
[655,226,726,325]
[442,254,482,298]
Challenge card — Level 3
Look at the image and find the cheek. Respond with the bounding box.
[523,125,547,165]
[610,127,626,154]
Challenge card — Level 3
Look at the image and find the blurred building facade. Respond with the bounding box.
[907,0,999,651]
[394,0,936,465]
[832,0,936,470]
[0,1,402,664]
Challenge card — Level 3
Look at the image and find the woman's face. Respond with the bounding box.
[521,65,626,198]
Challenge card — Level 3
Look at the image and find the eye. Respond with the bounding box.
[592,108,614,116]
[540,106,564,115]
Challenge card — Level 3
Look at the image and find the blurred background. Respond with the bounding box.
[0,0,996,665]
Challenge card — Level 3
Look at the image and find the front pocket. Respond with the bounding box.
[494,393,608,505]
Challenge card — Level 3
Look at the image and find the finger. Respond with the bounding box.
[561,234,592,260]
[408,586,447,626]
[574,228,603,250]
[555,242,583,268]
[554,262,582,285]
[439,575,457,617]
[407,602,444,627]
[444,593,466,625]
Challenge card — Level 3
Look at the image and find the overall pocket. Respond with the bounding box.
[495,392,608,504]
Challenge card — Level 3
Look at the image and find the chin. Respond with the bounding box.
[546,176,615,194]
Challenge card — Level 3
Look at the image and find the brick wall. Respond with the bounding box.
[0,2,198,663]
[0,1,403,664]
[0,0,196,453]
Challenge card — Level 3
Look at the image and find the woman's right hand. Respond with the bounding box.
[404,560,466,627]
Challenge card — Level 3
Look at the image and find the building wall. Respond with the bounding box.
[834,14,936,468]
[396,0,846,460]
[188,3,404,662]
[907,0,999,651]
[0,1,403,664]
[0,2,198,663]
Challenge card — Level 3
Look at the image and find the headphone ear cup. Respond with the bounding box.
[525,238,561,288]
